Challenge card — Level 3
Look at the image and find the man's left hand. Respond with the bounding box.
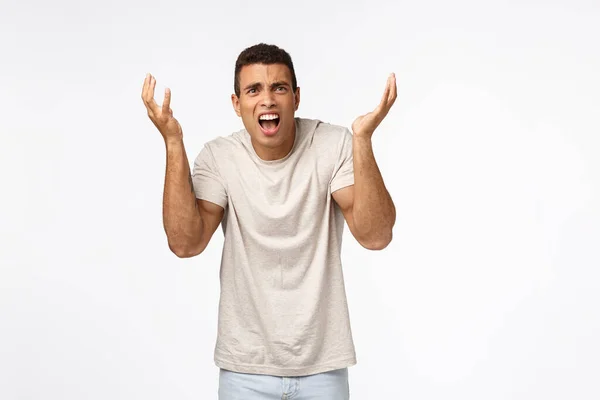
[352,73,397,139]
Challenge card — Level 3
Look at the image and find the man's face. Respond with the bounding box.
[232,63,300,160]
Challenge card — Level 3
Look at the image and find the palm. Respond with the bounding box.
[352,73,397,138]
[141,73,183,140]
[154,110,182,136]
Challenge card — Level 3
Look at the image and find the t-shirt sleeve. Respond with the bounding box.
[330,128,355,193]
[191,145,228,208]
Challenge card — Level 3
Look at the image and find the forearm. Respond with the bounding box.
[351,136,396,247]
[163,138,203,254]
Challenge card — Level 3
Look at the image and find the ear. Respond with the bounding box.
[294,87,301,111]
[231,94,241,117]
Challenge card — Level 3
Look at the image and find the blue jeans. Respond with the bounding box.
[218,367,350,399]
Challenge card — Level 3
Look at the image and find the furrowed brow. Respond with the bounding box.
[244,82,262,91]
[270,81,290,89]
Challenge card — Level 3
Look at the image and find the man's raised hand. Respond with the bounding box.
[141,73,183,143]
[351,73,397,139]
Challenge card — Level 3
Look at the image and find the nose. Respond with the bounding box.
[261,91,276,108]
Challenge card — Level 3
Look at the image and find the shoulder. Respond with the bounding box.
[195,129,247,162]
[202,129,245,152]
[297,117,351,146]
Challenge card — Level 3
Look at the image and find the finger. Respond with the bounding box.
[143,75,160,115]
[378,74,397,113]
[150,75,157,98]
[387,73,397,107]
[380,76,391,105]
[142,73,152,103]
[162,87,171,114]
[142,73,154,102]
[141,73,149,100]
[377,75,392,112]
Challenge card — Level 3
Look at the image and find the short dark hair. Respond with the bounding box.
[234,43,298,97]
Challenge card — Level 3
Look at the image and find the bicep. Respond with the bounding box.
[195,198,225,254]
[332,185,359,239]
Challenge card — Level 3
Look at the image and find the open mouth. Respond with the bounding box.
[258,113,280,135]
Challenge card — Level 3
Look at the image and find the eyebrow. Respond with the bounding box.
[270,81,290,89]
[243,82,262,92]
[243,81,291,92]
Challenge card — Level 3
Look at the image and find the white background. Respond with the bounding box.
[1,0,599,398]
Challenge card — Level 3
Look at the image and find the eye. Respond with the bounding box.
[247,88,257,94]
[276,86,287,92]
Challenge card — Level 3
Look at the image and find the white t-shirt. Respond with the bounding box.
[192,117,356,376]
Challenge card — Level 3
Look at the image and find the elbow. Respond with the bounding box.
[168,241,202,258]
[358,231,393,251]
[172,248,199,258]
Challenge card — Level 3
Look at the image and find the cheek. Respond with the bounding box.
[239,102,254,119]
[242,100,256,113]
[284,98,297,115]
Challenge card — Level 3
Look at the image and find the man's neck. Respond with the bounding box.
[252,124,296,161]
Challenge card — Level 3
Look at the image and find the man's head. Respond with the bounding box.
[231,43,300,161]
[233,43,298,98]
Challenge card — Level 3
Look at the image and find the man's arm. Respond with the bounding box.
[163,138,224,258]
[142,73,223,258]
[332,138,395,250]
[332,73,398,250]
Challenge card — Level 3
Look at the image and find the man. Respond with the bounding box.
[141,43,396,399]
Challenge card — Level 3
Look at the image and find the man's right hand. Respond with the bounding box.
[141,73,183,143]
